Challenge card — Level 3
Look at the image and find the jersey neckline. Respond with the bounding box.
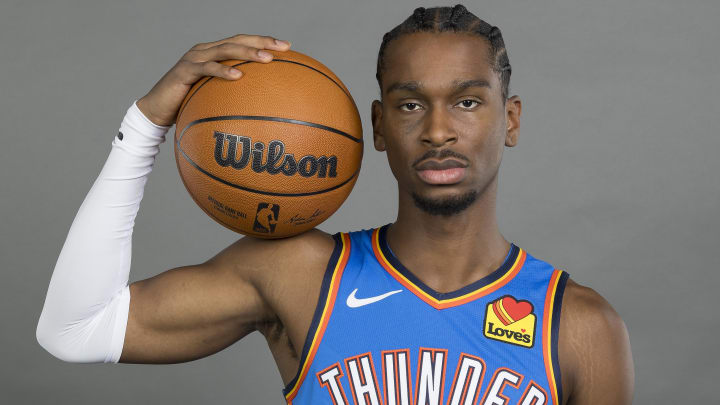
[371,224,526,309]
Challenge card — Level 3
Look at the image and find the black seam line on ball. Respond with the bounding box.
[179,115,362,143]
[176,61,254,119]
[271,59,353,101]
[177,143,360,197]
[176,58,354,121]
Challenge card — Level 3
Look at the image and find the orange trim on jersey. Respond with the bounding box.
[519,381,549,405]
[285,233,351,404]
[371,228,526,309]
[446,353,487,405]
[414,348,449,405]
[381,349,412,405]
[478,367,524,405]
[345,352,383,405]
[542,270,563,405]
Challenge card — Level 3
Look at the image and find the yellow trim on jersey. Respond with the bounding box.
[372,228,526,309]
[284,233,351,403]
[543,269,563,405]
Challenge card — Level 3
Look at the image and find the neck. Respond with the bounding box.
[387,178,510,293]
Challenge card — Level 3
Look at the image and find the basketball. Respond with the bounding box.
[174,49,363,238]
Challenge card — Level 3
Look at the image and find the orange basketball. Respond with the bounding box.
[174,50,362,238]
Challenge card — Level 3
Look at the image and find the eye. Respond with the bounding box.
[456,99,480,109]
[399,102,423,112]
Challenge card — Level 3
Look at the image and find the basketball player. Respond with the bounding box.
[37,5,633,404]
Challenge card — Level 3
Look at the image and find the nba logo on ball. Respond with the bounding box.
[253,203,280,233]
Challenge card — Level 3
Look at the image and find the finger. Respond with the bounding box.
[185,43,275,64]
[233,35,291,51]
[175,60,242,84]
[189,33,247,51]
[190,34,290,52]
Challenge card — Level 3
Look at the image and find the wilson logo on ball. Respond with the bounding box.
[213,131,338,178]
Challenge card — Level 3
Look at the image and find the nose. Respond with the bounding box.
[420,106,458,147]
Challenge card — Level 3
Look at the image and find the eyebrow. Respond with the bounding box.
[385,79,491,94]
[386,81,422,94]
[453,79,491,92]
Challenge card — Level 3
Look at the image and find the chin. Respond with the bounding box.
[411,189,479,217]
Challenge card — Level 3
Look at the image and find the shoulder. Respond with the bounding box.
[561,278,625,335]
[558,278,634,404]
[212,228,338,279]
[206,228,341,324]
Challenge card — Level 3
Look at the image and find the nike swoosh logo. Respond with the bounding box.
[346,288,403,308]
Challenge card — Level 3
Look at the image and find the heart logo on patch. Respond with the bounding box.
[492,296,534,326]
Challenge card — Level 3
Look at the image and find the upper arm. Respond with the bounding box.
[121,234,298,364]
[559,279,634,405]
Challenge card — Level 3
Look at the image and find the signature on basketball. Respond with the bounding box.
[285,209,325,225]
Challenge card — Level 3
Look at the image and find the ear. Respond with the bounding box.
[505,95,522,147]
[371,100,386,151]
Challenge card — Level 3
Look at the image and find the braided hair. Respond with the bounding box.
[376,4,512,100]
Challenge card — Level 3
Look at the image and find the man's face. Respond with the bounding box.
[372,32,520,215]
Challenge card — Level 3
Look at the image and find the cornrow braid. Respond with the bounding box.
[412,7,426,27]
[376,4,512,101]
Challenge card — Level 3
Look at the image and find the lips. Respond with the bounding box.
[415,159,467,185]
[415,159,466,171]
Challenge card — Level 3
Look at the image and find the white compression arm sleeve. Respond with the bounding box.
[36,101,170,363]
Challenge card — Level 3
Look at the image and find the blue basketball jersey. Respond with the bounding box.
[283,225,569,405]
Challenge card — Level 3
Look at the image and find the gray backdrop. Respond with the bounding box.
[1,0,718,403]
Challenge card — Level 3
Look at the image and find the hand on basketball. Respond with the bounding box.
[137,34,291,127]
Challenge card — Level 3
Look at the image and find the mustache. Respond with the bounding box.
[412,149,470,168]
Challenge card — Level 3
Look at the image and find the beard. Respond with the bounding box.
[411,189,479,217]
